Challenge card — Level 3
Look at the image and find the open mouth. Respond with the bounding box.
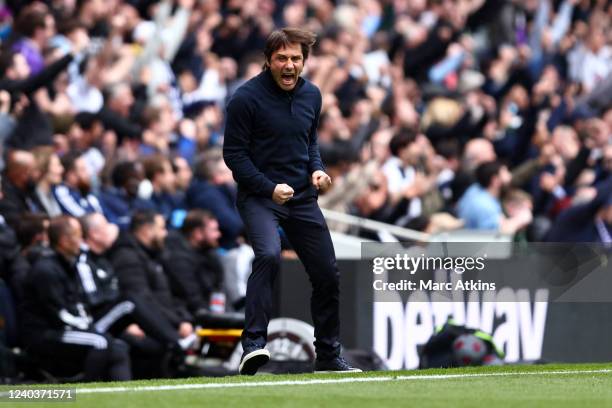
[280,72,295,85]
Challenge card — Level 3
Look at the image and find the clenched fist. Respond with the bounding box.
[312,170,332,193]
[273,183,294,205]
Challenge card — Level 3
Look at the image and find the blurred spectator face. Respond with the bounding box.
[552,126,580,161]
[108,83,134,117]
[173,157,192,191]
[370,129,392,164]
[267,42,304,91]
[284,3,306,26]
[123,163,144,198]
[507,85,529,111]
[463,139,496,171]
[43,14,56,42]
[586,119,610,149]
[211,159,234,185]
[7,150,37,190]
[320,106,350,141]
[151,214,167,251]
[70,119,103,151]
[46,154,64,186]
[159,103,177,134]
[354,169,388,216]
[15,213,49,249]
[33,147,64,187]
[159,160,176,193]
[220,57,238,82]
[85,213,119,253]
[503,189,533,218]
[57,217,83,258]
[202,218,221,248]
[70,157,93,194]
[398,139,422,166]
[84,57,103,89]
[81,0,109,21]
[147,99,177,136]
[587,28,605,52]
[68,123,84,148]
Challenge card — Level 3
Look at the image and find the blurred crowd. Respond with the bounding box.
[0,0,611,381]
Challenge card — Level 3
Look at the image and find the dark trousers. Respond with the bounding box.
[238,194,341,360]
[27,330,132,381]
[92,296,180,347]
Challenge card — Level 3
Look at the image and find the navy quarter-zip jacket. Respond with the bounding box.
[223,69,325,199]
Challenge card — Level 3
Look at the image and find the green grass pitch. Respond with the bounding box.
[2,363,612,408]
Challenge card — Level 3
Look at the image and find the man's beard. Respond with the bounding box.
[77,179,92,196]
[151,237,165,252]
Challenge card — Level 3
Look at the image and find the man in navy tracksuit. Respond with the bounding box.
[223,28,360,375]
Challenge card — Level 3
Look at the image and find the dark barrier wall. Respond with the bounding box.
[274,260,612,369]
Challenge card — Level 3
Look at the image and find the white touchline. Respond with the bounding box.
[1,369,609,398]
[65,369,612,395]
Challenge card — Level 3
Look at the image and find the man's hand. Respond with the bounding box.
[312,170,332,192]
[178,322,194,338]
[125,323,146,339]
[273,184,294,205]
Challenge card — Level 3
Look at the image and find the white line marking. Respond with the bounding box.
[1,369,609,398]
[66,368,611,395]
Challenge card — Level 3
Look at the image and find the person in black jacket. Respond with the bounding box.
[80,213,196,377]
[81,213,196,348]
[19,216,132,381]
[164,209,224,316]
[110,210,195,344]
[222,28,360,375]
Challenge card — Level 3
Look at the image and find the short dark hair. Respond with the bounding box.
[111,161,139,188]
[16,213,49,248]
[181,209,215,237]
[48,216,76,249]
[141,106,161,128]
[15,8,48,38]
[75,111,99,131]
[475,161,503,188]
[60,151,83,174]
[389,128,417,157]
[142,154,169,181]
[193,149,223,181]
[130,209,158,233]
[263,27,316,68]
